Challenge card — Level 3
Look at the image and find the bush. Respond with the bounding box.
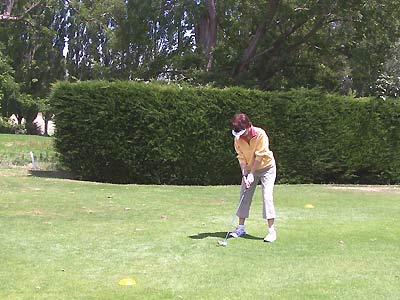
[0,117,25,134]
[50,81,400,184]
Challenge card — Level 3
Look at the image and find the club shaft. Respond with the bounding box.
[223,189,247,242]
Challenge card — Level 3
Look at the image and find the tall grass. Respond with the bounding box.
[0,134,58,170]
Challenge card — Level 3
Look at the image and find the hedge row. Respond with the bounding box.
[50,81,400,184]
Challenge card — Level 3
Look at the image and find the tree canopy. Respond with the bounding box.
[1,0,400,101]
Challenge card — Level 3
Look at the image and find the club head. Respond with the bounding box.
[217,240,227,247]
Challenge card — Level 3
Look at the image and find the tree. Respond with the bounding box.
[0,1,66,134]
[37,97,54,135]
[16,93,39,134]
[189,0,400,93]
[0,0,45,23]
[339,1,400,96]
[0,46,19,118]
[195,0,217,71]
[0,1,66,97]
[372,40,400,99]
[3,0,400,99]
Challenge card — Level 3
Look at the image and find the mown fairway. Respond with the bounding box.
[1,167,399,300]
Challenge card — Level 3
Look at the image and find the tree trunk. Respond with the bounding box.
[0,0,43,21]
[5,0,14,15]
[195,0,217,71]
[44,119,49,136]
[0,0,14,19]
[252,16,328,85]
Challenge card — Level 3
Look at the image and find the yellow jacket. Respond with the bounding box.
[234,126,275,171]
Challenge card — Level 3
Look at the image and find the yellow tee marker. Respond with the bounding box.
[304,204,314,209]
[119,278,137,286]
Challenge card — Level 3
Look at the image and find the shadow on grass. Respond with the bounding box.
[28,170,77,180]
[189,232,263,241]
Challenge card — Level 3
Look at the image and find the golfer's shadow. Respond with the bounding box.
[189,232,263,241]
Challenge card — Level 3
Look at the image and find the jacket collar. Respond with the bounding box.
[239,126,257,140]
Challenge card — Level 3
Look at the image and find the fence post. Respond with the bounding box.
[30,151,38,170]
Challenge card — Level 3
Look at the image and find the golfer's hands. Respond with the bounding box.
[247,173,254,184]
[243,173,254,189]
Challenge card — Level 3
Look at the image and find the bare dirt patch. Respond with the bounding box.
[326,185,400,193]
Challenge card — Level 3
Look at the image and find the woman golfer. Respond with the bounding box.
[230,113,277,242]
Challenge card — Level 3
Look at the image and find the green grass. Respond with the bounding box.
[0,168,399,300]
[0,134,58,170]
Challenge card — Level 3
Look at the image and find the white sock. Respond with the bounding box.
[269,225,275,232]
[238,225,245,230]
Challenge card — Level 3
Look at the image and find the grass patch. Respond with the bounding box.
[0,134,58,170]
[0,168,399,299]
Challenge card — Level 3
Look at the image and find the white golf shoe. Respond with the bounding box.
[264,230,277,242]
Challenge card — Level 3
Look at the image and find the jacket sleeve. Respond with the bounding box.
[254,131,270,161]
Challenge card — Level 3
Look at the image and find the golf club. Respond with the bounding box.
[217,188,247,247]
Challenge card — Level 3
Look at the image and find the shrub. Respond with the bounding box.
[0,117,25,134]
[50,81,400,184]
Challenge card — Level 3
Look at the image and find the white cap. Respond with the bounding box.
[231,128,246,137]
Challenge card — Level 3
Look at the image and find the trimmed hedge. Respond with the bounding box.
[50,81,400,184]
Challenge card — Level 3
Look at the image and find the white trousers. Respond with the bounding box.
[237,165,276,220]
